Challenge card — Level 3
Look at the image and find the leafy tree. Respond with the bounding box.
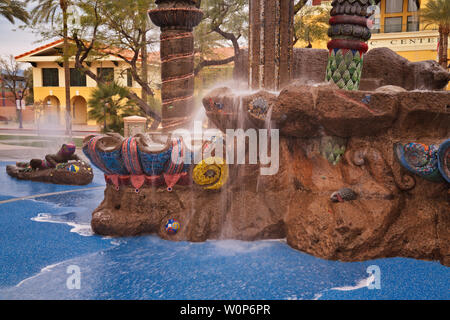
[0,55,32,128]
[25,0,161,128]
[0,0,28,24]
[24,67,34,105]
[195,0,310,75]
[293,4,330,48]
[26,0,74,136]
[88,82,142,135]
[421,0,450,69]
[69,0,161,127]
[194,0,247,75]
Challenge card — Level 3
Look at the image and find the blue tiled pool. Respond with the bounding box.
[0,162,448,300]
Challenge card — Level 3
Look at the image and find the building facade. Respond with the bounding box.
[369,0,446,64]
[15,40,159,126]
[15,40,234,126]
[298,0,449,70]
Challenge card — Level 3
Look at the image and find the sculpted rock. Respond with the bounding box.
[269,82,400,137]
[202,87,277,132]
[6,161,94,185]
[375,85,407,93]
[6,144,93,185]
[89,84,450,267]
[361,48,450,91]
[235,47,450,91]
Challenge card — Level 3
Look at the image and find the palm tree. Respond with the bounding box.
[421,0,450,69]
[27,0,73,136]
[88,82,142,135]
[0,0,28,24]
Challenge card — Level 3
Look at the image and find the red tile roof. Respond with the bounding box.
[15,39,235,65]
[14,39,64,60]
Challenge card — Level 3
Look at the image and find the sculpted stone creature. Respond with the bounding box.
[17,143,80,171]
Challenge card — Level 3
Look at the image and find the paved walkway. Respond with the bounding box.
[0,122,101,138]
[0,143,47,161]
[0,142,90,162]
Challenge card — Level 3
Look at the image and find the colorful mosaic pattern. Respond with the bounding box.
[165,219,181,235]
[437,139,450,183]
[138,146,173,177]
[394,142,443,182]
[83,136,128,175]
[326,0,376,90]
[193,157,229,190]
[122,137,144,175]
[83,134,198,191]
[165,138,186,175]
[326,49,364,91]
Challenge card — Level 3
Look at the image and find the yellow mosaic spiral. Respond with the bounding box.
[193,157,228,190]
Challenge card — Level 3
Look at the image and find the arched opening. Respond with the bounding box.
[42,95,61,125]
[71,96,88,124]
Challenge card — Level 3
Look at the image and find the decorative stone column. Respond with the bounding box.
[148,0,203,130]
[325,0,380,90]
[249,0,294,91]
[123,116,147,137]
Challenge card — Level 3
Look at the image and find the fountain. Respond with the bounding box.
[83,1,450,267]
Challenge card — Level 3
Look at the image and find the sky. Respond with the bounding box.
[0,17,42,58]
[0,1,318,60]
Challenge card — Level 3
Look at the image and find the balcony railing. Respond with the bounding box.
[371,24,438,34]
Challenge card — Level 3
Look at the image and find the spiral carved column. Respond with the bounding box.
[326,0,380,90]
[149,0,203,130]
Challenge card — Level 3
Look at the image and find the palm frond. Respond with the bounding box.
[0,0,29,24]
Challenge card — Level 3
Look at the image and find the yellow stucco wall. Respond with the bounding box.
[31,59,151,126]
[34,86,143,126]
[29,57,231,126]
[295,0,449,90]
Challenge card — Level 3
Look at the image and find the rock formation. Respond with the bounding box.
[235,47,450,91]
[88,82,450,267]
[6,160,93,185]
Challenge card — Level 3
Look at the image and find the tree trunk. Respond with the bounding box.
[62,2,72,137]
[18,109,23,129]
[441,31,449,70]
[438,27,444,68]
[141,31,148,105]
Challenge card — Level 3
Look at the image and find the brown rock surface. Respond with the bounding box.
[91,84,450,267]
[235,47,450,91]
[6,160,94,185]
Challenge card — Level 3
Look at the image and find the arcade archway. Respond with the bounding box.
[71,96,88,124]
[42,95,61,125]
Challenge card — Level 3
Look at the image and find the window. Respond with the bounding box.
[97,68,114,83]
[407,15,419,32]
[408,0,418,12]
[126,69,133,87]
[385,0,403,13]
[385,17,403,33]
[42,68,59,87]
[70,68,86,87]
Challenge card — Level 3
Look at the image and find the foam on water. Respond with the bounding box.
[330,275,375,291]
[32,213,94,237]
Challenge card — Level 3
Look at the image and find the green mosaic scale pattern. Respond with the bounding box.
[326,49,364,91]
